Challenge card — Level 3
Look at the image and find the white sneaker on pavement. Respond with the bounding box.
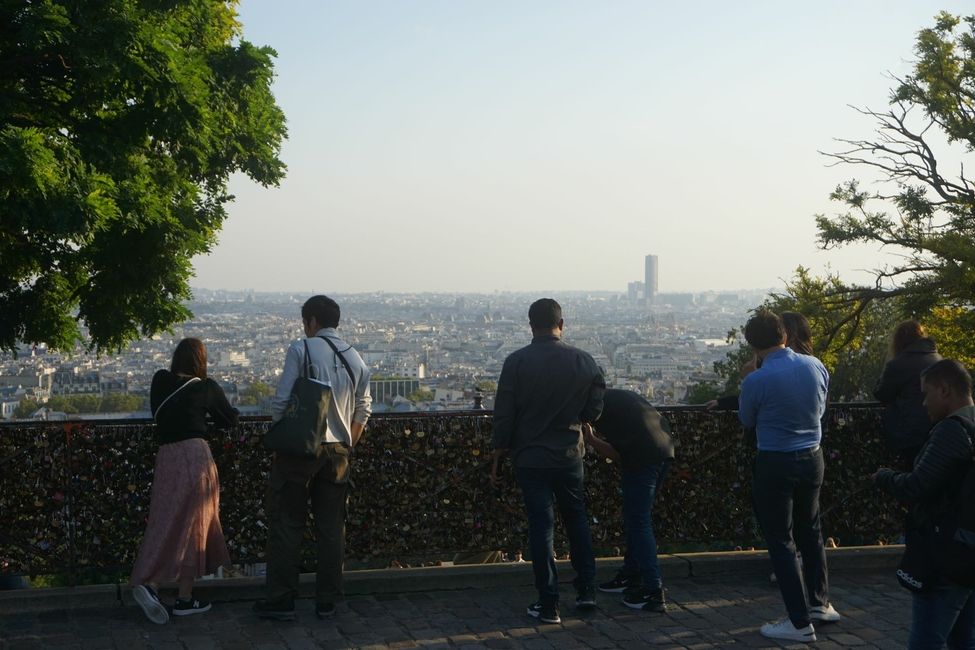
[810,603,841,623]
[760,617,817,642]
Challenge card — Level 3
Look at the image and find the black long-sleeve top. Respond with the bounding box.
[874,406,974,528]
[874,338,942,452]
[149,369,239,445]
[492,334,605,468]
[595,389,674,470]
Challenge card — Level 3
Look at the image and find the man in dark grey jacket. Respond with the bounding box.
[874,359,975,648]
[491,298,605,625]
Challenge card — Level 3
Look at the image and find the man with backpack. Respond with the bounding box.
[873,358,975,648]
[254,295,372,621]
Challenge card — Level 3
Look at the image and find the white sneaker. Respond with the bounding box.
[810,603,841,623]
[760,618,816,642]
[133,584,169,624]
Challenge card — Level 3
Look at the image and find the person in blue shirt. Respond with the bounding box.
[738,310,840,643]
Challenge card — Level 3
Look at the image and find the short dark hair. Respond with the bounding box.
[744,310,786,350]
[528,298,562,330]
[302,295,340,329]
[171,338,207,379]
[921,359,973,397]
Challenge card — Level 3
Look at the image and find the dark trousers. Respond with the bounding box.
[516,463,596,606]
[619,461,670,590]
[264,443,350,606]
[910,583,975,649]
[752,446,829,628]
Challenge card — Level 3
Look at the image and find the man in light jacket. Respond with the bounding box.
[254,295,371,621]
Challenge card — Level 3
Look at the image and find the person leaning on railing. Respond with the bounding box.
[582,389,675,613]
[130,337,239,625]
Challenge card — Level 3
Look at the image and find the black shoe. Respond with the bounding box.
[621,587,666,613]
[173,597,211,616]
[132,584,169,625]
[526,601,561,624]
[316,602,336,619]
[598,572,636,593]
[253,599,296,621]
[575,586,597,609]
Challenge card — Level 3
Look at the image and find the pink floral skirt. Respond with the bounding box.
[130,438,230,585]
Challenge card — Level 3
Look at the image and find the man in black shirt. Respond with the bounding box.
[583,389,674,612]
[491,298,605,624]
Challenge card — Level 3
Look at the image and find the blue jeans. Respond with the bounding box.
[752,446,829,629]
[516,463,596,605]
[910,583,975,649]
[619,461,670,590]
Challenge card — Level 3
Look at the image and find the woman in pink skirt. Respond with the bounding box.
[131,338,238,624]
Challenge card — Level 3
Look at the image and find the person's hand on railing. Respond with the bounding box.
[704,400,719,410]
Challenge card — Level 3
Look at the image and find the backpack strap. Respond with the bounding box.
[319,336,357,391]
[948,414,975,451]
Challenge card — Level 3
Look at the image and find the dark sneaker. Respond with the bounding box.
[316,602,336,619]
[575,587,597,610]
[598,572,636,593]
[133,584,169,624]
[253,599,296,621]
[173,597,211,616]
[621,587,667,613]
[526,601,561,624]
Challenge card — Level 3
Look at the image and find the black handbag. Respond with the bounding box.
[264,340,332,458]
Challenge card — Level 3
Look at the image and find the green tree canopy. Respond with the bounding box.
[816,12,975,318]
[239,380,273,406]
[1,1,286,353]
[714,268,899,401]
[407,388,435,403]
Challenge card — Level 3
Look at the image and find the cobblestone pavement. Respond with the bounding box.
[0,573,909,649]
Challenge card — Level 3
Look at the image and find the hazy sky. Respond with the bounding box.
[192,1,972,294]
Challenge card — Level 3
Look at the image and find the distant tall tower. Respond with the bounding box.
[644,254,659,304]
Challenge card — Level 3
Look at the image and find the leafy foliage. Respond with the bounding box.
[0,1,286,353]
[407,388,435,403]
[815,12,975,318]
[238,380,273,406]
[714,268,899,400]
[13,392,145,418]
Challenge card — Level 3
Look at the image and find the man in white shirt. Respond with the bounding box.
[254,295,371,621]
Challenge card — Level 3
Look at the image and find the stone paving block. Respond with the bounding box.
[506,626,538,638]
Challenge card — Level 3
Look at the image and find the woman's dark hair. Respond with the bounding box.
[743,310,786,350]
[302,295,340,329]
[781,311,814,356]
[892,320,927,356]
[171,338,207,379]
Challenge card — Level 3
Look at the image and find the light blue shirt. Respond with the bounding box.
[271,328,372,445]
[739,347,829,452]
